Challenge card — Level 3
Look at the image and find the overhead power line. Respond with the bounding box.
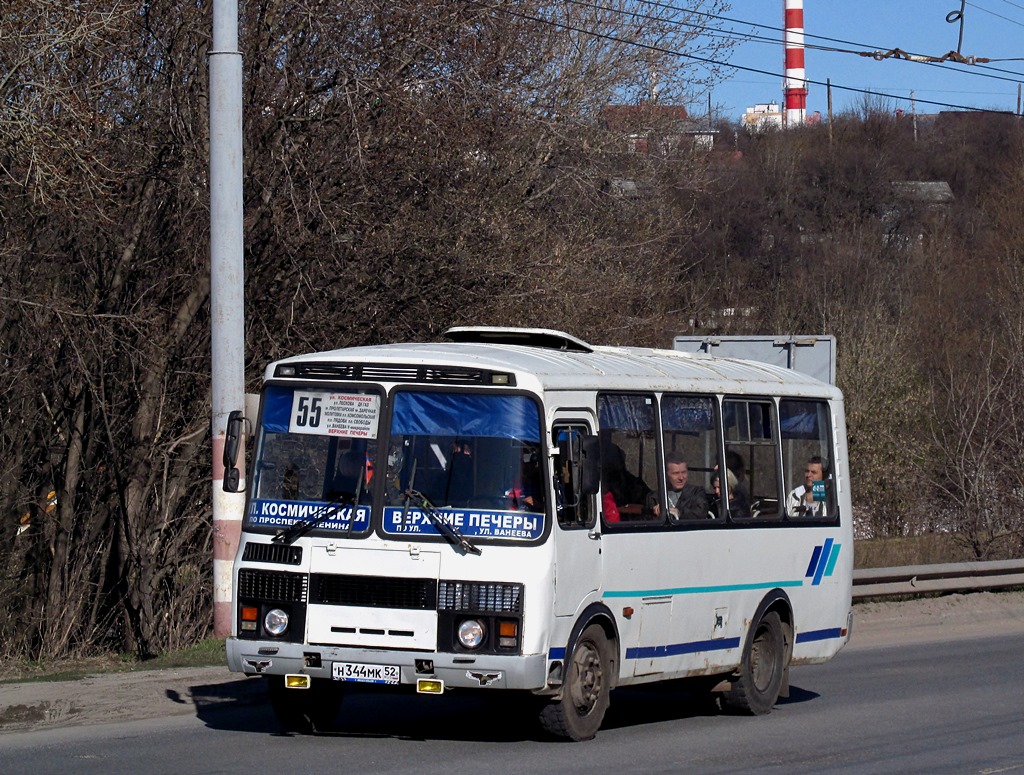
[621,0,1024,80]
[966,0,1024,28]
[991,0,1024,13]
[468,1,1015,113]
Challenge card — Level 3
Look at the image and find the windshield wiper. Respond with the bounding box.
[273,491,356,545]
[402,488,481,555]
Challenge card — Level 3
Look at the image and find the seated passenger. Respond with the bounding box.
[327,447,369,503]
[654,452,710,521]
[601,441,652,520]
[724,451,751,518]
[442,440,475,506]
[507,446,542,511]
[709,468,740,519]
[788,456,828,517]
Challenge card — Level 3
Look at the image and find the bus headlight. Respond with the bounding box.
[265,608,290,636]
[457,619,486,649]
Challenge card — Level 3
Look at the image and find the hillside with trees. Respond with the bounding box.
[2,0,1023,662]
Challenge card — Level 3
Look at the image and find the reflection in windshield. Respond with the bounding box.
[384,434,543,513]
[384,391,544,514]
[254,434,376,506]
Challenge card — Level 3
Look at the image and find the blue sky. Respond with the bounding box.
[702,0,1024,119]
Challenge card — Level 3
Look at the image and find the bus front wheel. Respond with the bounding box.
[723,610,786,715]
[539,624,612,741]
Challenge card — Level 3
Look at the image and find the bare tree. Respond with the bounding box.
[1,0,741,661]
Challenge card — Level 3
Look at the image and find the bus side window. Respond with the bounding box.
[780,399,837,520]
[722,399,782,519]
[661,394,719,523]
[553,424,597,528]
[597,394,658,523]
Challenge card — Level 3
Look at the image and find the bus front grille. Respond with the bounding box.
[241,541,303,566]
[310,574,437,610]
[437,580,523,613]
[237,568,308,603]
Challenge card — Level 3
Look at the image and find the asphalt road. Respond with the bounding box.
[1,629,1023,774]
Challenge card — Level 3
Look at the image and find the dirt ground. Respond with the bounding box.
[2,590,1023,735]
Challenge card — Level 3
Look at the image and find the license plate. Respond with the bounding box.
[332,661,400,684]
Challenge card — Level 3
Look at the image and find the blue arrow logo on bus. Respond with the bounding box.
[806,539,840,586]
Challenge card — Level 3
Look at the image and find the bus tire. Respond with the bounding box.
[538,624,612,741]
[723,610,785,716]
[267,676,343,733]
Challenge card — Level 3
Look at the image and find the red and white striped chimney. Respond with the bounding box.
[783,0,807,127]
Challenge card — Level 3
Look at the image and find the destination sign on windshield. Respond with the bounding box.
[288,391,380,439]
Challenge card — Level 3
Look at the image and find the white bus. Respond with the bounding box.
[223,327,852,740]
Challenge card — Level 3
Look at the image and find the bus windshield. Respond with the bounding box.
[380,391,546,542]
[246,386,546,542]
[247,385,382,534]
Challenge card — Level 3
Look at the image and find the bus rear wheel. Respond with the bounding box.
[723,610,786,716]
[267,676,344,733]
[539,624,612,741]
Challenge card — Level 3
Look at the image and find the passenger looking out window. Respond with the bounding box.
[654,452,710,521]
[788,456,828,517]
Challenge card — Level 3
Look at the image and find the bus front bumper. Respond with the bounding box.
[226,637,550,691]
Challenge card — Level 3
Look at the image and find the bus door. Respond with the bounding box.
[551,416,601,618]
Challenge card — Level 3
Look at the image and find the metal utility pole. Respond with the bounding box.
[209,0,245,639]
[827,78,833,146]
[911,91,918,143]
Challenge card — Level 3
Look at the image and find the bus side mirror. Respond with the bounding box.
[223,410,246,493]
[579,436,600,496]
[557,434,600,490]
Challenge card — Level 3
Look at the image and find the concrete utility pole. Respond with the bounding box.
[209,0,245,639]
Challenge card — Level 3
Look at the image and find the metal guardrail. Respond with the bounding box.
[852,559,1024,599]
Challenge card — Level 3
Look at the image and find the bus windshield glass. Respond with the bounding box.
[381,391,546,542]
[247,385,382,535]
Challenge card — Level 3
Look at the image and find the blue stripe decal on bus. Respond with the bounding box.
[805,544,823,578]
[795,627,844,644]
[823,543,841,577]
[603,580,803,598]
[811,538,834,585]
[625,637,741,660]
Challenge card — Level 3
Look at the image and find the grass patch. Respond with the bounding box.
[0,639,226,685]
[854,534,977,569]
[141,638,226,670]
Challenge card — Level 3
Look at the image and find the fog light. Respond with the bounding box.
[285,674,310,689]
[457,619,485,649]
[265,608,289,636]
[417,679,444,694]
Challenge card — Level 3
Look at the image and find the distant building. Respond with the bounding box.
[743,102,783,132]
[599,101,713,154]
[891,181,955,206]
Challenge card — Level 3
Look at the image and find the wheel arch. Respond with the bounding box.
[561,602,621,689]
[750,588,793,633]
[745,588,795,693]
